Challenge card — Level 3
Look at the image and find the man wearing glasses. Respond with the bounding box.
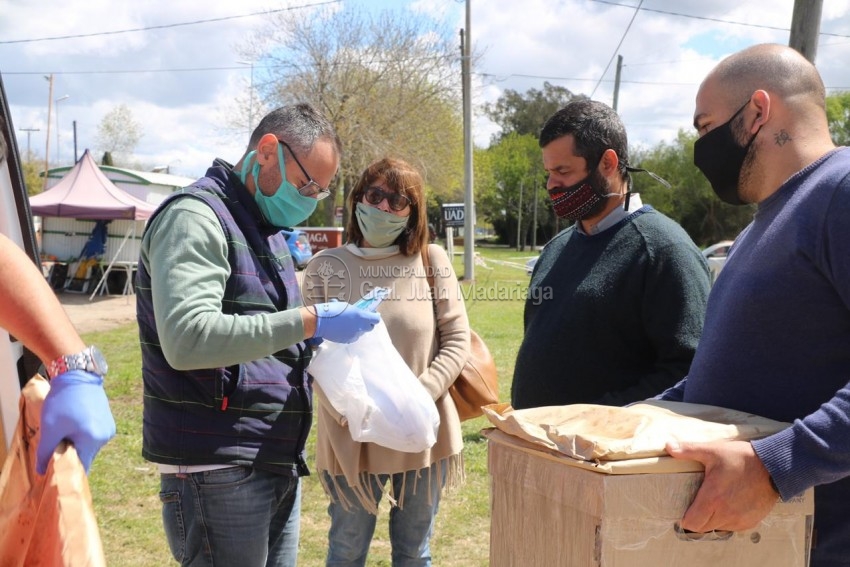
[137,103,380,567]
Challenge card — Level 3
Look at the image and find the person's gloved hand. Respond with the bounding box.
[37,369,117,475]
[313,300,381,343]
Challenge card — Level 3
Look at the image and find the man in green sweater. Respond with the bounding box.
[511,100,710,409]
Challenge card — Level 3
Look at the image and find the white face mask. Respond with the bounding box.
[355,202,409,247]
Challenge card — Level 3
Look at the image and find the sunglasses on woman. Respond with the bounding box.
[364,186,411,212]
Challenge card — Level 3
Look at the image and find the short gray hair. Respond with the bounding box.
[248,103,342,159]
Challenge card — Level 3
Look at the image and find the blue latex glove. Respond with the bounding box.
[313,300,381,343]
[37,370,117,475]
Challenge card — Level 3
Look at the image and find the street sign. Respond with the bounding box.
[442,203,465,228]
[301,227,343,253]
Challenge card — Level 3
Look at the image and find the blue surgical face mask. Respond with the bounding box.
[238,144,318,227]
[355,202,409,248]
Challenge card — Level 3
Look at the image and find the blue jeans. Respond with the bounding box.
[159,466,301,567]
[324,465,444,567]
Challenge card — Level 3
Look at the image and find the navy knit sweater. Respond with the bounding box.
[660,147,850,566]
[512,206,710,409]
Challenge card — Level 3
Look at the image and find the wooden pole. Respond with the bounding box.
[789,0,823,63]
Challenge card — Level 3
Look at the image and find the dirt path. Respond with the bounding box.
[58,292,137,334]
[57,270,305,335]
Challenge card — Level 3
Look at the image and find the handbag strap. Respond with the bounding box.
[422,244,436,296]
[421,245,440,340]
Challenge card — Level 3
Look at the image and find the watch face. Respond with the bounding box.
[90,346,109,376]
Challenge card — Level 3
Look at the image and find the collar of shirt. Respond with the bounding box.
[578,193,644,236]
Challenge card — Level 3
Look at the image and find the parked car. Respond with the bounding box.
[702,240,735,285]
[282,228,313,270]
[702,240,734,259]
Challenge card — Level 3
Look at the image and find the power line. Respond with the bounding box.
[589,0,849,38]
[0,0,341,45]
[477,72,850,92]
[3,65,691,87]
[3,65,275,76]
[2,2,847,91]
[590,0,643,99]
[3,61,844,93]
[2,52,459,77]
[478,72,694,87]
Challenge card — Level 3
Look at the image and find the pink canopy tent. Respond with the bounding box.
[29,149,155,220]
[29,150,157,299]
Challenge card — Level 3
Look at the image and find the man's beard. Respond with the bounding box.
[548,167,614,222]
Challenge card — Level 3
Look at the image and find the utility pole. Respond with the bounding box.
[73,120,78,163]
[18,127,39,159]
[43,74,53,190]
[237,60,255,135]
[531,182,538,250]
[461,0,474,282]
[55,94,70,164]
[516,179,523,251]
[612,55,623,111]
[789,0,823,63]
[248,62,254,134]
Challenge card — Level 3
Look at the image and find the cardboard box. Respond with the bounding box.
[486,429,813,567]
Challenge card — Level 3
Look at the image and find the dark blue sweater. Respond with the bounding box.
[512,206,710,409]
[660,148,850,566]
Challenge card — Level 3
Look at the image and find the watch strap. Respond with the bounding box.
[47,346,107,380]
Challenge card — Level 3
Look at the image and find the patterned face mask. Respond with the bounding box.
[547,165,612,221]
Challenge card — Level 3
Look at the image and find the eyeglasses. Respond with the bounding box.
[277,139,331,200]
[364,186,411,212]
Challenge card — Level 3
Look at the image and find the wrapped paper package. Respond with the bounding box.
[483,400,813,567]
[0,375,106,567]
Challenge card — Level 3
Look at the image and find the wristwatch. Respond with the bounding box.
[47,345,109,380]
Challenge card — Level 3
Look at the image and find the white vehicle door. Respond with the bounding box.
[0,71,42,451]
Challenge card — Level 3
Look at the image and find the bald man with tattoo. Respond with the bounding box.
[656,43,850,566]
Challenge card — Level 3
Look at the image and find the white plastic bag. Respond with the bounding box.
[309,320,440,453]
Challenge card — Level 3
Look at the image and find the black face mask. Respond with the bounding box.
[693,101,759,206]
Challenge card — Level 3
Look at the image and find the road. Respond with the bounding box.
[58,292,136,334]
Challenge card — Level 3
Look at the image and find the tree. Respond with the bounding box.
[483,82,584,142]
[631,130,754,246]
[478,133,548,248]
[95,104,143,166]
[826,91,850,146]
[475,82,586,246]
[242,6,464,227]
[22,157,44,196]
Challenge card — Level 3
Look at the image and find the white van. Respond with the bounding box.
[0,72,42,449]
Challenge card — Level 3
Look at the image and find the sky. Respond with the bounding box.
[3,0,850,180]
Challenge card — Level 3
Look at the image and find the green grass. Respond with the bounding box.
[86,244,536,566]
